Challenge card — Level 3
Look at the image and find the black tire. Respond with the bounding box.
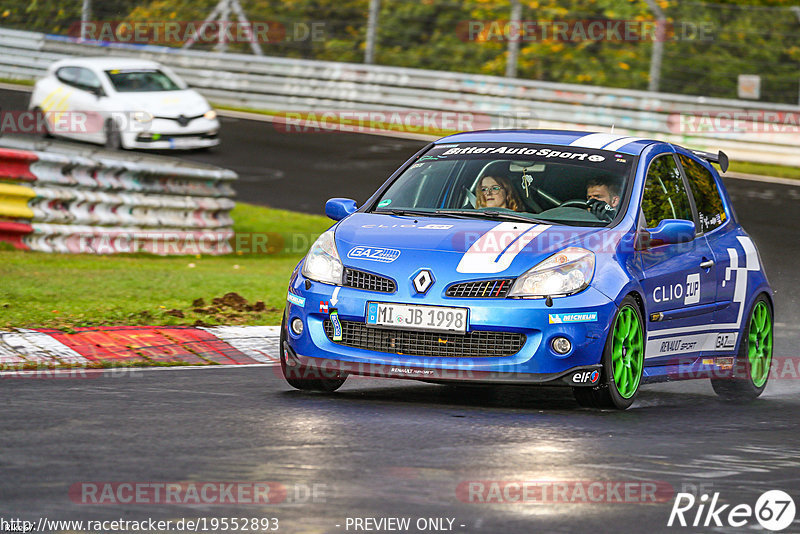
[280,315,347,392]
[104,119,122,150]
[573,295,645,410]
[711,294,773,402]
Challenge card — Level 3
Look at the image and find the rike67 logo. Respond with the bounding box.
[668,490,796,531]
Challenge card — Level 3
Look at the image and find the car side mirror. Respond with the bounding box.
[325,198,358,221]
[641,219,695,248]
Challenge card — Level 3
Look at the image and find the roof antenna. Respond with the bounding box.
[610,124,615,134]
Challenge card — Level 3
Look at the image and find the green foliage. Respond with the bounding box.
[3,0,799,103]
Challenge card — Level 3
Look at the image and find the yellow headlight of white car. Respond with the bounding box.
[132,111,153,123]
[203,109,217,120]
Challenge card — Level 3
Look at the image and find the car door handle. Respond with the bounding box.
[700,259,715,269]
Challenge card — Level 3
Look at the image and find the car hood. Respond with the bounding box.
[334,212,617,280]
[110,90,210,117]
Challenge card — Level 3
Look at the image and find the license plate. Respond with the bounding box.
[169,137,200,148]
[366,302,468,334]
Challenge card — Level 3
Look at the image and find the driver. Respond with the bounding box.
[586,176,620,222]
[475,175,522,211]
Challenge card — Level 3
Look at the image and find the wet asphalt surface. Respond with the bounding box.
[1,86,800,533]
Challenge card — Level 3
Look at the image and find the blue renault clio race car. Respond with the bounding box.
[281,130,774,409]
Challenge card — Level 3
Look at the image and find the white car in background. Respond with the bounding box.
[29,57,220,150]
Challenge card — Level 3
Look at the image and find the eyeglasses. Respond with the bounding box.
[481,186,504,193]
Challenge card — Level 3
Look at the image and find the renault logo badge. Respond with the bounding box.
[412,269,434,294]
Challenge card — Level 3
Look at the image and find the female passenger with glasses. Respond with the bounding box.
[475,175,522,211]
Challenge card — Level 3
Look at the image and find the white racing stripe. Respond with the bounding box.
[568,133,630,149]
[601,137,647,151]
[645,332,738,359]
[456,223,550,274]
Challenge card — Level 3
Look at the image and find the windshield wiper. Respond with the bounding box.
[374,208,434,216]
[435,209,550,225]
[374,208,467,219]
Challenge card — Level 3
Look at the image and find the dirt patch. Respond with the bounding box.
[185,292,278,324]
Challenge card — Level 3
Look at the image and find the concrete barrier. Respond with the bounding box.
[1,26,799,165]
[0,137,237,255]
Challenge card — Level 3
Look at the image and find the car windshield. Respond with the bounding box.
[373,142,636,227]
[104,69,181,92]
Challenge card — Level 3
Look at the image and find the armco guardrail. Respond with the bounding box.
[0,137,236,255]
[1,26,800,165]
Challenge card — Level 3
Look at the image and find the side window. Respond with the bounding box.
[641,155,693,229]
[678,154,727,233]
[76,68,102,91]
[56,67,80,86]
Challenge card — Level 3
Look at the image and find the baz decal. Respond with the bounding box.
[287,292,306,307]
[715,333,737,350]
[653,273,701,305]
[347,246,401,263]
[549,312,598,324]
[442,146,605,162]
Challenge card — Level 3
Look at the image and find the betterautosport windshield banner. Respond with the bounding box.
[425,142,635,173]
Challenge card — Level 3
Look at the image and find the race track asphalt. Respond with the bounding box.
[1,86,799,533]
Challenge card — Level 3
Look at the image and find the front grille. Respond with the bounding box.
[136,132,218,142]
[344,268,396,293]
[446,279,515,298]
[323,320,525,358]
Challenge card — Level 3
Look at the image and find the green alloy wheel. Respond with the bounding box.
[574,295,644,410]
[712,295,773,401]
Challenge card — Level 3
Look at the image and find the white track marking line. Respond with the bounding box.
[0,362,279,378]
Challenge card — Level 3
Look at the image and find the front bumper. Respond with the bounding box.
[284,272,618,384]
[122,118,220,150]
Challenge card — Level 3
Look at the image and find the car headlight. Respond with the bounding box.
[203,109,217,120]
[301,230,343,285]
[132,111,153,123]
[508,247,595,298]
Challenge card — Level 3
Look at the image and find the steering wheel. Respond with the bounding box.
[559,199,590,209]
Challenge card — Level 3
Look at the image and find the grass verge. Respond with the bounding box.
[727,161,800,180]
[0,203,332,329]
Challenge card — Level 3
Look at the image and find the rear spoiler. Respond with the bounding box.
[690,150,729,173]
